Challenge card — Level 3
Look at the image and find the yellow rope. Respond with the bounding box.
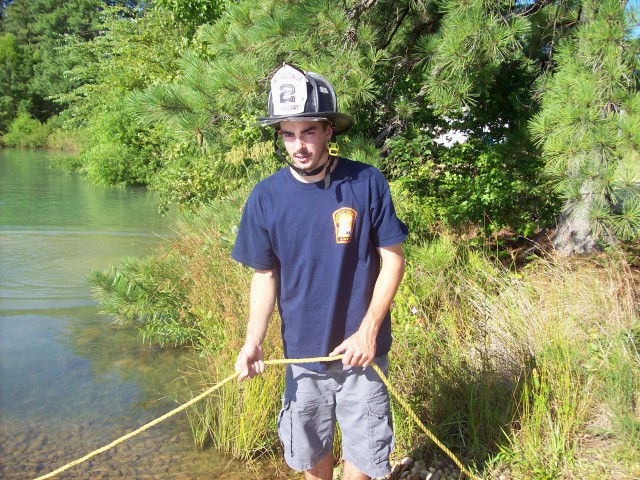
[33,355,481,480]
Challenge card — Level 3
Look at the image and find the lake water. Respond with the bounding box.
[0,150,285,479]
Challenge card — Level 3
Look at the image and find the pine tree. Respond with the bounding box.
[129,0,381,146]
[418,0,639,251]
[529,0,640,253]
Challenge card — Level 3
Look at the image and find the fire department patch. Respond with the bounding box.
[333,207,357,244]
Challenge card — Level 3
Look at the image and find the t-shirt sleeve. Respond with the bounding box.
[370,171,409,247]
[231,187,278,270]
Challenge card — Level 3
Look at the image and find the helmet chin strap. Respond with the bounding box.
[272,130,338,189]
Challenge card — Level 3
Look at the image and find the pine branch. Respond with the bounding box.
[380,6,410,51]
[347,0,379,22]
[515,0,555,18]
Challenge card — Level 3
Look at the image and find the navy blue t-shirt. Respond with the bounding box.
[231,158,408,371]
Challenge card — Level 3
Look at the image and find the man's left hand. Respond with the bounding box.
[329,329,376,367]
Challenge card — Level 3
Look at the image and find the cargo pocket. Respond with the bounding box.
[277,396,294,458]
[367,392,394,464]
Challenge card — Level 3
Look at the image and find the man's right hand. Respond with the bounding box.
[235,342,265,382]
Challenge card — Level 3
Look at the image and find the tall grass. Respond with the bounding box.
[186,340,285,460]
[90,202,639,477]
[387,237,638,478]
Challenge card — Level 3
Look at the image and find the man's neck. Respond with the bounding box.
[290,156,339,183]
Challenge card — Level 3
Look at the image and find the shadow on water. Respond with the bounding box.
[0,149,289,479]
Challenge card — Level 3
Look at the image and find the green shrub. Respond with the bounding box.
[80,141,139,186]
[46,125,82,151]
[89,191,250,349]
[383,133,560,236]
[150,139,278,213]
[2,113,53,148]
[75,100,165,186]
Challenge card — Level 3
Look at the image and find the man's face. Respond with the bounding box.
[279,121,333,174]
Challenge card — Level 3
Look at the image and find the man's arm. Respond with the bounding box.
[235,268,278,382]
[329,243,405,367]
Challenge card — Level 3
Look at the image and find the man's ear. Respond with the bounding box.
[325,122,334,139]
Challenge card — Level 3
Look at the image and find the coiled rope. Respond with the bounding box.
[33,355,481,480]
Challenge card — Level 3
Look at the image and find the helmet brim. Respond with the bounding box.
[256,112,353,135]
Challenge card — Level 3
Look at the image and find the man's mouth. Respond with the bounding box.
[294,152,310,163]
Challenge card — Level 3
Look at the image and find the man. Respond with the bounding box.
[232,64,408,480]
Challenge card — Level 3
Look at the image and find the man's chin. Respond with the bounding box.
[293,162,315,172]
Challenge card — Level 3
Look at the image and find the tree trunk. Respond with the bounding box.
[551,208,596,255]
[552,179,597,255]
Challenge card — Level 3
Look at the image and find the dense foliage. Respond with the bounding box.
[2,0,639,248]
[0,0,104,130]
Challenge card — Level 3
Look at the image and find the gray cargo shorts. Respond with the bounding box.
[277,355,394,478]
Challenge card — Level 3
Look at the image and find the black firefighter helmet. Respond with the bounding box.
[257,64,353,135]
